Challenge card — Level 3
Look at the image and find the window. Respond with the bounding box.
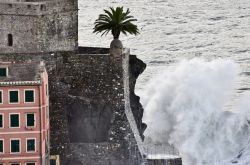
[26,163,35,165]
[11,164,20,165]
[0,114,3,128]
[26,139,35,152]
[11,139,20,153]
[0,91,2,103]
[9,90,19,103]
[26,113,35,127]
[50,159,56,165]
[0,68,7,77]
[0,140,3,153]
[7,34,13,46]
[25,90,34,103]
[10,114,19,128]
[40,4,46,11]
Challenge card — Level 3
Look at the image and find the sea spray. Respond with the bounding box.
[141,59,250,165]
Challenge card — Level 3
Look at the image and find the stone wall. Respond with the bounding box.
[0,0,78,53]
[147,158,182,165]
[0,49,146,165]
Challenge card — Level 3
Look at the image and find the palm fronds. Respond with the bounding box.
[93,7,139,39]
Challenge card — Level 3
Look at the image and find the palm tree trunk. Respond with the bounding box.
[112,29,120,39]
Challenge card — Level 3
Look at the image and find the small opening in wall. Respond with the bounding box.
[40,4,46,11]
[8,4,12,8]
[7,34,13,47]
[27,5,31,9]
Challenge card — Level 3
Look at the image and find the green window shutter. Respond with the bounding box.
[11,140,20,152]
[10,114,19,127]
[0,68,7,77]
[0,115,2,128]
[0,140,3,152]
[25,90,34,102]
[26,163,35,165]
[9,91,19,103]
[0,91,2,103]
[27,114,35,127]
[50,159,56,165]
[27,139,35,151]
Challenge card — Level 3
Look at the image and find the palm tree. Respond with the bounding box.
[93,7,139,39]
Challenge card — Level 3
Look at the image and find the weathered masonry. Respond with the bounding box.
[0,50,147,165]
[0,0,78,53]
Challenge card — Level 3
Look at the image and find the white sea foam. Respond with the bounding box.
[142,59,250,165]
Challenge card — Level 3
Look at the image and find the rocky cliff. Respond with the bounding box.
[129,55,147,140]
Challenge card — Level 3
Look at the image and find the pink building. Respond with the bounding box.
[0,61,49,165]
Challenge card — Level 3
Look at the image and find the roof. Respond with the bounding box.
[0,61,45,86]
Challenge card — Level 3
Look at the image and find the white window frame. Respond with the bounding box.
[0,139,4,154]
[26,162,36,165]
[0,113,3,129]
[26,138,36,153]
[25,113,36,128]
[9,113,20,128]
[0,90,3,104]
[24,89,35,103]
[8,90,20,104]
[10,138,21,154]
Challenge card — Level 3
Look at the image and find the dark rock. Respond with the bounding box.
[129,55,147,139]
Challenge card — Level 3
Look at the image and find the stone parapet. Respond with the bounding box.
[0,0,77,16]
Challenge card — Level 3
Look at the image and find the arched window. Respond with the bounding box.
[7,34,13,46]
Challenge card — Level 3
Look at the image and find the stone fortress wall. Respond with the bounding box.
[0,0,78,53]
[0,48,147,165]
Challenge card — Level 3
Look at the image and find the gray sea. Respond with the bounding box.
[79,0,250,91]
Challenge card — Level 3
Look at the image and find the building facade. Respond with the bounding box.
[0,62,49,165]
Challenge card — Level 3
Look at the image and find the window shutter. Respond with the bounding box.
[26,163,35,165]
[10,114,19,127]
[25,90,34,102]
[0,115,2,128]
[0,140,3,152]
[10,91,18,103]
[0,91,2,103]
[27,114,35,127]
[11,140,20,152]
[0,68,7,77]
[27,139,35,151]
